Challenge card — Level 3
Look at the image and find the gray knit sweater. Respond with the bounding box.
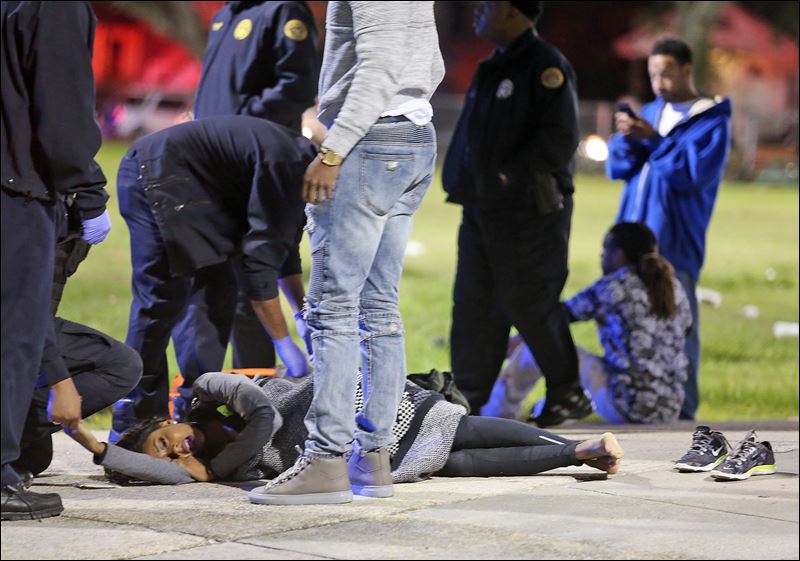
[318,1,445,157]
[258,375,465,483]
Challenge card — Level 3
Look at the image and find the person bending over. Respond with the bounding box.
[112,116,316,439]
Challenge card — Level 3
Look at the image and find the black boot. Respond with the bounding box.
[531,384,593,428]
[1,482,63,521]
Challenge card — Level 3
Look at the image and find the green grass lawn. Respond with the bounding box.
[64,141,799,424]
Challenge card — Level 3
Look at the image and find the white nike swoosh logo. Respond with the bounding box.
[711,446,724,456]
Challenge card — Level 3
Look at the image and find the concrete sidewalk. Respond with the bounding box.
[2,425,798,560]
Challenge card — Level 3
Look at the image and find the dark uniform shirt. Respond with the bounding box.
[126,116,317,300]
[0,1,107,216]
[2,0,107,388]
[194,0,318,130]
[442,30,579,210]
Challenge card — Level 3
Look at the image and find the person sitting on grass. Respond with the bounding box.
[483,222,692,424]
[65,371,624,489]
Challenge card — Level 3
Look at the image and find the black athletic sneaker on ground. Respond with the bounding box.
[711,430,776,481]
[675,426,730,472]
[530,386,593,428]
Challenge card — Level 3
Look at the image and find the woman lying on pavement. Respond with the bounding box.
[66,371,624,486]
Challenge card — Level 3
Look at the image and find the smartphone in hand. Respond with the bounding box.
[616,103,637,119]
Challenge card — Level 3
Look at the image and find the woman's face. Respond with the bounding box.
[142,420,206,460]
[601,234,627,275]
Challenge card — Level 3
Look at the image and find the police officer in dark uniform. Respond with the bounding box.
[169,1,319,412]
[113,116,316,431]
[194,0,318,129]
[443,1,591,427]
[1,1,108,519]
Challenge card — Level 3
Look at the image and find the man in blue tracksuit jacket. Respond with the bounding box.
[606,37,731,420]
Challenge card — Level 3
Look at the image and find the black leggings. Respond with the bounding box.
[437,416,581,477]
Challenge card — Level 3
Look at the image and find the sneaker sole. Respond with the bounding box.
[351,484,393,498]
[711,464,777,481]
[675,455,726,472]
[248,489,353,505]
[1,505,64,521]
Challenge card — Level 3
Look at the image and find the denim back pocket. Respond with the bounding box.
[359,153,416,216]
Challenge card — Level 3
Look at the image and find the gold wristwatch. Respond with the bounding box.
[318,147,344,166]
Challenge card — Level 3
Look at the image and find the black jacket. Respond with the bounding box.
[442,30,578,210]
[124,116,317,301]
[0,1,107,216]
[194,0,318,130]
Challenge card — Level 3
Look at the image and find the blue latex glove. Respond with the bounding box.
[273,335,309,378]
[81,209,112,245]
[294,311,313,355]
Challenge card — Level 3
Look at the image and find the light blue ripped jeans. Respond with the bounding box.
[303,120,436,457]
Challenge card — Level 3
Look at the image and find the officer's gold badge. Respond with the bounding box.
[284,19,309,41]
[541,67,565,89]
[212,21,224,31]
[234,19,253,40]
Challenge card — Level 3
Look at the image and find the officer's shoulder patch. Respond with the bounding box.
[541,67,565,89]
[212,21,224,31]
[234,18,253,40]
[284,19,309,41]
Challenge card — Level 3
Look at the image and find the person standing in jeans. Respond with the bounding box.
[249,1,444,505]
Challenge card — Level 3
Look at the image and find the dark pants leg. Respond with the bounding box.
[118,156,191,419]
[171,262,276,387]
[437,416,580,477]
[14,319,143,475]
[229,256,275,368]
[1,191,55,486]
[451,206,513,412]
[172,262,236,387]
[230,289,276,369]
[487,197,579,402]
[675,270,699,419]
[451,200,580,413]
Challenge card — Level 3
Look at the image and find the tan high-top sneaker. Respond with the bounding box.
[248,455,352,505]
[348,447,393,498]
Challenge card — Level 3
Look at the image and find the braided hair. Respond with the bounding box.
[608,222,677,319]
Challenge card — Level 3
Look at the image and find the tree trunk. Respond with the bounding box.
[676,1,726,93]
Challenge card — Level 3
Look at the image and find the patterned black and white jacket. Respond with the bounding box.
[565,265,693,423]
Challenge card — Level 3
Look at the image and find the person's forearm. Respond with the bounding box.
[65,421,106,455]
[278,274,305,313]
[49,377,82,429]
[250,297,290,340]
